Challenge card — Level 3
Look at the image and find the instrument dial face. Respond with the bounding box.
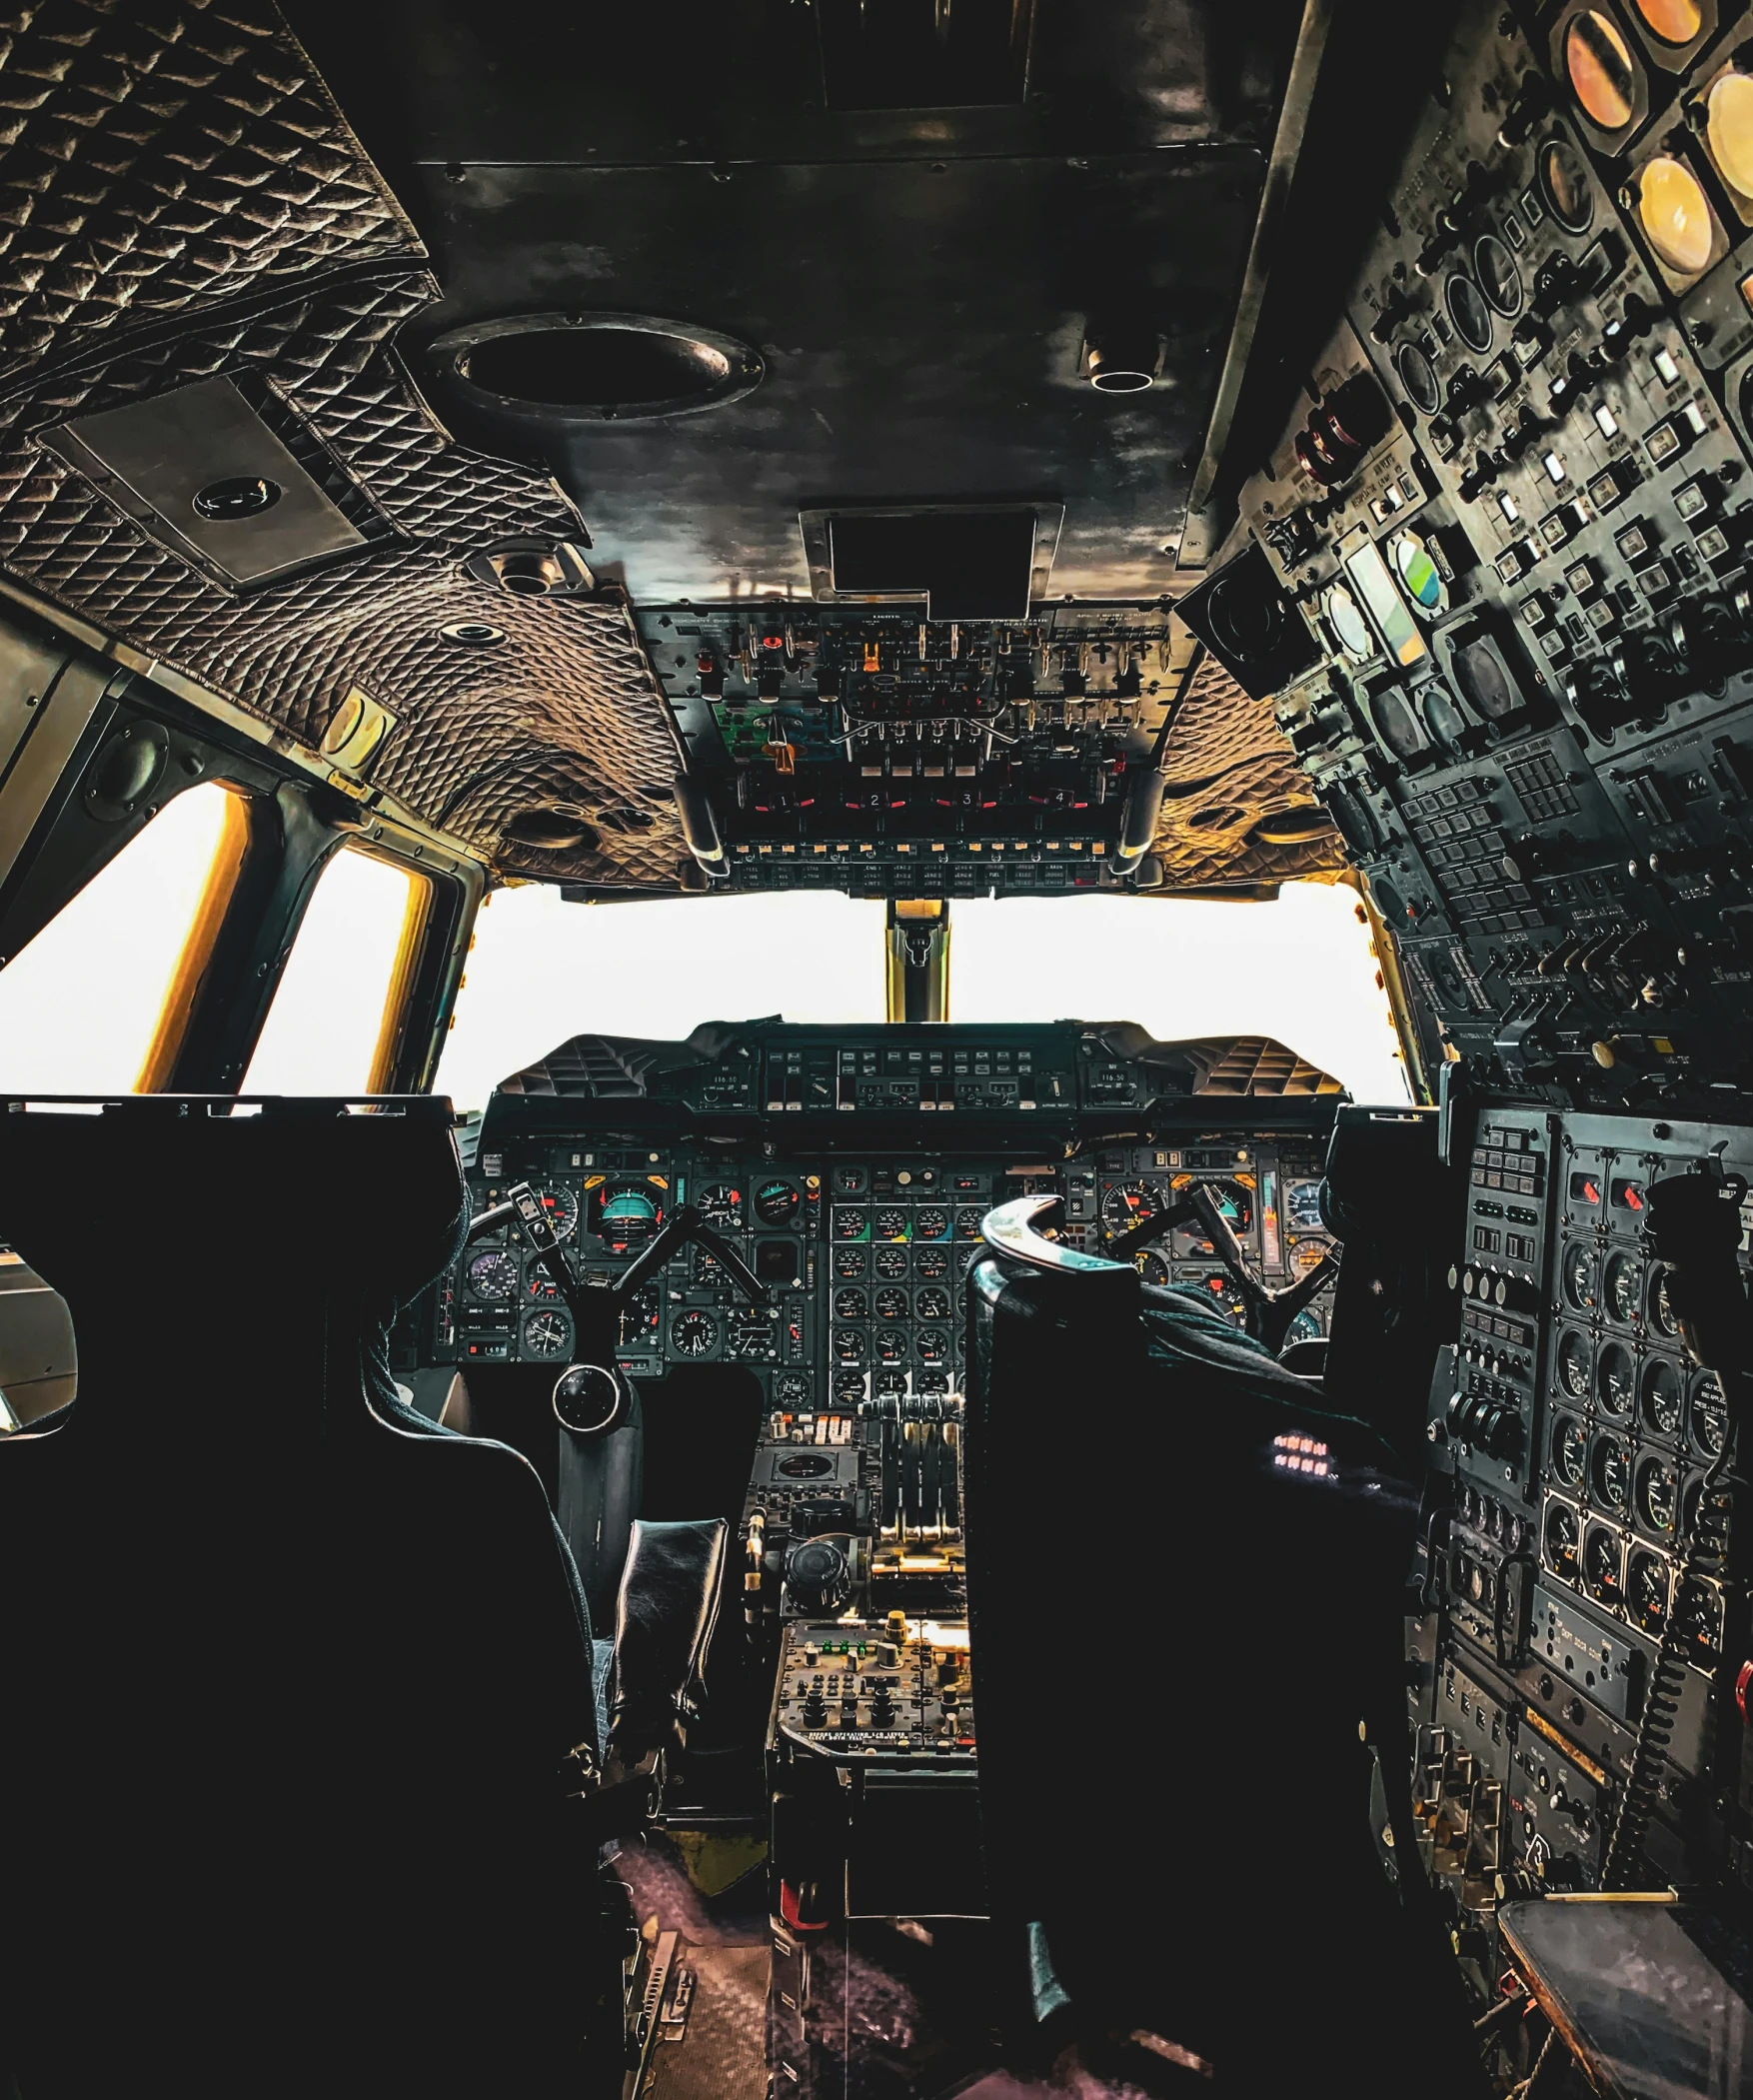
[1562,1243,1596,1310]
[1551,1416,1586,1488]
[697,1183,743,1227]
[1557,1330,1591,1401]
[776,1372,811,1409]
[1179,1180,1255,1252]
[1692,1371,1728,1457]
[755,1179,800,1225]
[729,1307,779,1359]
[875,1246,909,1280]
[618,1282,660,1347]
[1641,1357,1682,1438]
[913,1207,949,1240]
[914,1285,951,1321]
[468,1250,519,1301]
[1284,1306,1324,1344]
[1596,1341,1634,1417]
[874,1286,909,1322]
[834,1245,867,1280]
[1636,1456,1678,1535]
[954,1206,985,1238]
[1198,1273,1249,1327]
[1589,1433,1630,1513]
[525,1264,563,1301]
[833,1369,868,1405]
[1677,1576,1722,1662]
[873,1326,908,1364]
[596,1182,662,1253]
[530,1182,580,1242]
[913,1246,950,1280]
[916,1328,950,1365]
[916,1368,950,1395]
[1629,1549,1669,1632]
[1134,1251,1171,1285]
[873,1207,909,1241]
[833,1165,868,1195]
[875,1368,908,1398]
[1650,1267,1680,1337]
[1544,1501,1580,1583]
[1473,232,1523,317]
[671,1309,719,1358]
[832,1327,867,1365]
[1101,1180,1165,1235]
[833,1288,869,1321]
[1584,1525,1622,1606]
[1603,1251,1641,1325]
[524,1309,572,1358]
[834,1208,870,1241]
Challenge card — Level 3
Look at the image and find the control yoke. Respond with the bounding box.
[464,1184,768,1431]
[1105,1180,1341,1355]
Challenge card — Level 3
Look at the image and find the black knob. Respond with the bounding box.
[1370,288,1416,343]
[787,1539,852,1615]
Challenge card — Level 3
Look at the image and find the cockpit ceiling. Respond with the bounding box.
[0,1,1332,895]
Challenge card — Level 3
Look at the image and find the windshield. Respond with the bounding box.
[436,881,1406,1111]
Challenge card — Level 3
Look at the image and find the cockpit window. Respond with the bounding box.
[242,848,429,1096]
[0,783,248,1094]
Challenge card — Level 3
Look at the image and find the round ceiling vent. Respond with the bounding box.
[431,312,765,424]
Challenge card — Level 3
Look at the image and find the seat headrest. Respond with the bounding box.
[0,1100,468,1309]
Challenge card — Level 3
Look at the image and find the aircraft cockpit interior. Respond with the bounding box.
[7,3,1753,2094]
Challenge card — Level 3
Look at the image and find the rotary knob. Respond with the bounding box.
[787,1539,852,1616]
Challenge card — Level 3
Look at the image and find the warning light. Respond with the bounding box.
[1611,1179,1645,1212]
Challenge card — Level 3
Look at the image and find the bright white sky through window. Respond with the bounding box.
[436,880,1407,1111]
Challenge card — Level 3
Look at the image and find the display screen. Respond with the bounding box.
[1344,538,1428,669]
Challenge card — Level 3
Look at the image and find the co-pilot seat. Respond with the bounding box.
[0,1100,684,2100]
[963,1189,1486,2100]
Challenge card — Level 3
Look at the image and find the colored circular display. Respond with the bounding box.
[1566,12,1638,130]
[1391,531,1448,614]
[1707,71,1753,198]
[1539,136,1596,232]
[1638,155,1714,274]
[1323,583,1375,660]
[1633,0,1702,42]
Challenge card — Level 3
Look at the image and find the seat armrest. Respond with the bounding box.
[605,1517,727,1766]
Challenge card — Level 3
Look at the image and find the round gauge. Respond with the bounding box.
[1473,233,1523,318]
[955,1206,985,1239]
[671,1309,719,1358]
[1590,1433,1631,1512]
[1634,0,1701,43]
[754,1179,800,1225]
[1102,1180,1166,1236]
[1284,1306,1324,1345]
[1394,341,1440,416]
[1198,1273,1249,1327]
[1637,156,1714,277]
[525,1264,563,1300]
[617,1282,660,1347]
[1368,687,1428,763]
[1642,1356,1683,1437]
[1691,1370,1728,1457]
[1628,1548,1670,1632]
[913,1246,950,1280]
[729,1307,778,1358]
[1707,71,1753,198]
[1451,635,1520,722]
[832,1327,867,1364]
[697,1183,742,1227]
[913,1206,949,1240]
[1596,1341,1634,1417]
[1602,1250,1642,1325]
[1636,1454,1678,1535]
[1184,1180,1254,1241]
[1584,1525,1623,1606]
[833,1164,868,1195]
[915,1285,951,1322]
[530,1182,581,1242]
[916,1367,950,1396]
[597,1183,661,1253]
[833,1287,869,1321]
[468,1250,519,1301]
[1323,583,1376,661]
[777,1451,833,1479]
[875,1245,909,1280]
[1649,1266,1680,1337]
[524,1308,572,1359]
[874,1286,909,1322]
[1559,1327,1594,1400]
[834,1208,870,1241]
[1134,1250,1172,1285]
[1544,1500,1581,1583]
[872,1368,905,1398]
[1562,1242,1596,1311]
[693,1245,728,1286]
[1418,684,1465,754]
[834,1245,867,1280]
[776,1372,811,1409]
[1552,1414,1587,1487]
[873,1327,908,1364]
[1445,272,1493,354]
[1565,11,1637,132]
[1677,1575,1722,1660]
[873,1208,909,1242]
[833,1369,867,1404]
[916,1328,950,1365]
[1392,533,1447,617]
[1538,136,1595,234]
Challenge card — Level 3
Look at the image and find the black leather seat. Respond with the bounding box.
[963,1204,1485,2099]
[0,1101,605,2100]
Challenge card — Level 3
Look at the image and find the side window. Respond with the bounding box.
[242,848,429,1095]
[0,783,249,1094]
